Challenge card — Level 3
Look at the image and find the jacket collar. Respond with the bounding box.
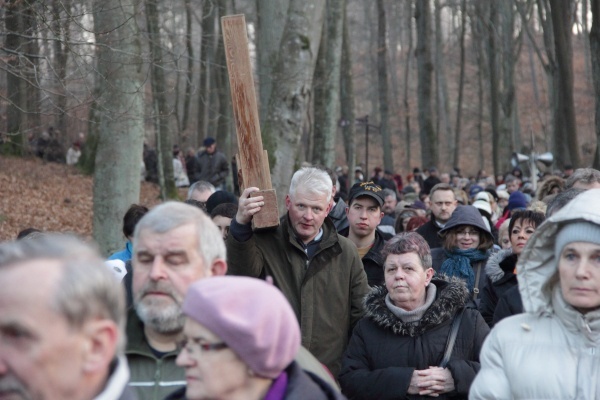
[484,248,515,283]
[364,277,469,337]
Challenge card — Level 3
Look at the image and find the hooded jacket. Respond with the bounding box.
[478,248,518,326]
[339,277,489,400]
[470,188,600,399]
[536,175,564,201]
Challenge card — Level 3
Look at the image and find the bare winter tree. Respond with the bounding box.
[591,0,600,168]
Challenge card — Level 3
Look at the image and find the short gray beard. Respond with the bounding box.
[0,374,33,400]
[135,299,185,335]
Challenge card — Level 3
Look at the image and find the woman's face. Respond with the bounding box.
[384,252,434,311]
[176,319,251,400]
[455,226,481,250]
[510,218,536,256]
[558,241,600,314]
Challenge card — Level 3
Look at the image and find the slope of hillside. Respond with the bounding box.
[0,156,165,241]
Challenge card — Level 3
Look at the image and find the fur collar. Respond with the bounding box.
[484,248,515,283]
[365,277,469,336]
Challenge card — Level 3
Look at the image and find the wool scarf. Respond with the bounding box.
[440,248,488,292]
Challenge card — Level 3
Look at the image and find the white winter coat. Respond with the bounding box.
[470,188,600,400]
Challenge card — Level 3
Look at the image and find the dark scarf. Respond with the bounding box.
[440,248,488,292]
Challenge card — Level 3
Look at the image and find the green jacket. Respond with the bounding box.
[226,215,370,377]
[125,309,185,400]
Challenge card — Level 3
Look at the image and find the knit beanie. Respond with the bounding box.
[507,191,528,211]
[182,276,300,378]
[554,221,600,260]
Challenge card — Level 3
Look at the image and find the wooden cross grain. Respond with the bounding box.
[221,14,279,230]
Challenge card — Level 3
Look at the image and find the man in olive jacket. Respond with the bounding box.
[226,167,370,377]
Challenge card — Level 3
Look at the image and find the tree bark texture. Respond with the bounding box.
[549,0,581,167]
[340,3,356,174]
[312,0,346,168]
[262,0,326,212]
[92,0,145,256]
[198,0,217,144]
[454,0,467,168]
[591,0,600,168]
[415,0,437,169]
[377,0,392,172]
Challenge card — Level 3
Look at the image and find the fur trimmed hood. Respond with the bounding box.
[484,248,516,283]
[364,276,470,337]
[536,175,564,201]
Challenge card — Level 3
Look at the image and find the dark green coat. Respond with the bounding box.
[226,216,370,377]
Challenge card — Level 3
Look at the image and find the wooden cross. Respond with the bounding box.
[221,14,279,230]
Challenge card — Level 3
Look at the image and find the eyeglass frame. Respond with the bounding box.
[455,228,480,238]
[176,337,228,354]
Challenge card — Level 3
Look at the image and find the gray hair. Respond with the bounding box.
[382,188,397,200]
[0,234,127,354]
[288,167,332,202]
[133,201,226,267]
[187,180,216,200]
[565,168,600,189]
[381,232,433,270]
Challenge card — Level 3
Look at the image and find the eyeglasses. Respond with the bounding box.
[176,337,228,354]
[456,229,479,238]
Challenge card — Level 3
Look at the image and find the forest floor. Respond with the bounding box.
[0,155,183,241]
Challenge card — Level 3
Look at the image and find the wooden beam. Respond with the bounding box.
[222,15,279,229]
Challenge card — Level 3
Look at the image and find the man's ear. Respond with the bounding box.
[82,319,119,374]
[209,259,228,276]
[285,194,292,211]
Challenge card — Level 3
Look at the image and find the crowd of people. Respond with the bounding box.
[2,162,600,400]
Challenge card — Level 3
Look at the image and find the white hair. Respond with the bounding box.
[288,167,332,202]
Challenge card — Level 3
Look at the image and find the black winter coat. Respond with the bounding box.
[163,361,346,400]
[492,284,523,325]
[339,278,489,400]
[415,220,443,249]
[478,249,518,326]
[339,227,392,287]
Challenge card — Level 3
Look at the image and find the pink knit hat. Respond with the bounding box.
[182,276,301,378]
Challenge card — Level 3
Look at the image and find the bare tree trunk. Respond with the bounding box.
[5,0,26,155]
[415,0,437,169]
[198,0,217,144]
[262,0,326,211]
[591,0,600,168]
[52,0,71,141]
[181,0,194,138]
[454,0,467,168]
[488,1,502,177]
[313,0,346,167]
[377,0,392,172]
[256,0,289,125]
[434,0,453,166]
[215,0,233,158]
[549,0,580,167]
[340,2,356,174]
[403,0,414,172]
[92,0,145,255]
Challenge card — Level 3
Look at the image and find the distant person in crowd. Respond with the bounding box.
[108,204,149,263]
[416,183,458,249]
[497,219,511,250]
[184,147,197,181]
[565,167,600,189]
[327,168,350,232]
[478,210,545,326]
[378,188,397,233]
[340,181,391,287]
[431,205,495,307]
[562,164,574,178]
[354,166,364,183]
[187,180,216,203]
[496,189,509,212]
[440,172,451,184]
[536,175,564,200]
[143,143,159,183]
[470,189,600,399]
[193,137,229,189]
[0,235,136,400]
[335,165,350,201]
[339,232,489,400]
[173,147,190,188]
[504,174,521,194]
[406,215,428,232]
[378,170,398,192]
[422,167,441,195]
[495,190,528,229]
[165,276,344,400]
[226,167,369,376]
[371,167,383,185]
[205,190,238,214]
[395,208,418,234]
[210,203,237,240]
[66,142,81,165]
